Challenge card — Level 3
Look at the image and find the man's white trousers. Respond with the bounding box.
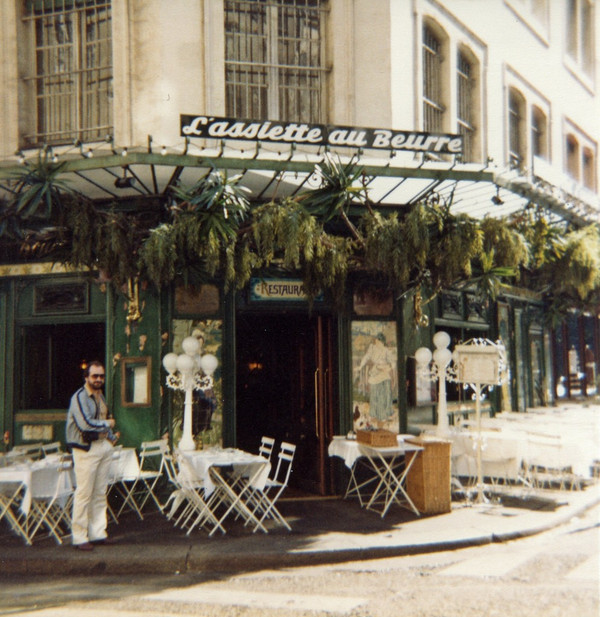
[71,439,113,545]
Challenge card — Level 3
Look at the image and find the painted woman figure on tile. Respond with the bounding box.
[359,333,394,425]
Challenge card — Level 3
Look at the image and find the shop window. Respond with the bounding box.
[422,23,447,134]
[531,106,548,160]
[224,0,326,122]
[19,0,113,147]
[508,87,526,169]
[457,47,480,162]
[566,0,595,77]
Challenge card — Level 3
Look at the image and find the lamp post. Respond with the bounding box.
[162,335,218,452]
[415,331,455,437]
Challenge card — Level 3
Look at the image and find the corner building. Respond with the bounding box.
[0,0,598,496]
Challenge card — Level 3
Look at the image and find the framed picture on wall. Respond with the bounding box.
[351,320,398,432]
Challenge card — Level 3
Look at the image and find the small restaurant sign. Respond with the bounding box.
[249,278,322,302]
[181,115,463,154]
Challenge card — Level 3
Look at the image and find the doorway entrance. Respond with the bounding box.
[235,311,337,495]
[19,322,105,411]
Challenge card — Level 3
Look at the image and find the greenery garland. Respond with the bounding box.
[2,153,598,322]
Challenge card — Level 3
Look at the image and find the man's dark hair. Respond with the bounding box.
[84,360,104,377]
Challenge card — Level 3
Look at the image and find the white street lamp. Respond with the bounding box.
[415,331,456,437]
[163,335,217,451]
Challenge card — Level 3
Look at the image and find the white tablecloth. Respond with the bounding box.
[450,429,525,481]
[180,448,271,496]
[0,458,74,514]
[328,435,423,468]
[109,447,141,481]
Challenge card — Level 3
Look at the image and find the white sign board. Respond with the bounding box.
[453,345,501,385]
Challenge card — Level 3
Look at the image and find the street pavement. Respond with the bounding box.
[1,403,599,578]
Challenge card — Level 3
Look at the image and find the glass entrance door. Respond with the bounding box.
[235,312,337,495]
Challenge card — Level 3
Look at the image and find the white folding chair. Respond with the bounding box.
[27,455,75,544]
[11,443,43,461]
[135,440,169,512]
[248,441,295,532]
[110,448,145,520]
[524,432,582,490]
[41,442,62,457]
[0,482,31,545]
[171,455,224,536]
[258,436,276,462]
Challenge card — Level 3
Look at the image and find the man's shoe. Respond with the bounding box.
[74,542,94,551]
[91,537,117,545]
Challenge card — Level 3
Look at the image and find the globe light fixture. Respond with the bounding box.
[163,335,217,451]
[415,331,456,437]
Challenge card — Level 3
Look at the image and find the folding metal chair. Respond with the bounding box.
[258,436,276,461]
[27,455,75,544]
[41,442,62,457]
[11,443,43,461]
[135,440,169,512]
[171,455,224,536]
[110,448,146,520]
[248,441,296,532]
[0,482,31,545]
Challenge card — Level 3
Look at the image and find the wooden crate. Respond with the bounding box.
[356,429,397,447]
[405,437,452,514]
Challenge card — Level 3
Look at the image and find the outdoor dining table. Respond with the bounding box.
[0,455,75,545]
[328,436,424,517]
[179,448,271,535]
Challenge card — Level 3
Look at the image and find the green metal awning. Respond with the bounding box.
[1,140,598,227]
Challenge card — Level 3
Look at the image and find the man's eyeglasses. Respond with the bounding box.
[90,374,105,379]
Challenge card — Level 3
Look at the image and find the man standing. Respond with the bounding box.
[66,360,117,551]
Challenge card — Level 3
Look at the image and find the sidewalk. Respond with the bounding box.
[2,400,599,578]
[1,480,599,577]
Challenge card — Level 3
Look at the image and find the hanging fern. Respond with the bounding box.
[139,223,178,287]
[550,225,600,300]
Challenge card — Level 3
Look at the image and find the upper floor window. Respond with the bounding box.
[530,0,549,26]
[566,0,595,77]
[531,106,548,160]
[565,130,597,191]
[457,48,479,162]
[508,88,526,169]
[20,0,113,147]
[224,0,326,123]
[422,24,445,134]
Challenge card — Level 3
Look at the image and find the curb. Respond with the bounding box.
[2,500,597,577]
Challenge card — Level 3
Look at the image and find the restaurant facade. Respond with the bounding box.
[0,0,599,496]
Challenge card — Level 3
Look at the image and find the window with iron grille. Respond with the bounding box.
[224,0,326,123]
[566,0,594,77]
[21,0,113,147]
[508,88,525,169]
[422,25,444,134]
[457,50,475,162]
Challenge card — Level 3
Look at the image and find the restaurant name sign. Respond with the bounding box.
[181,115,463,154]
[249,278,323,302]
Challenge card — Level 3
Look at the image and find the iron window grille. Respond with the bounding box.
[422,25,444,134]
[456,50,475,162]
[21,0,113,147]
[224,0,327,123]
